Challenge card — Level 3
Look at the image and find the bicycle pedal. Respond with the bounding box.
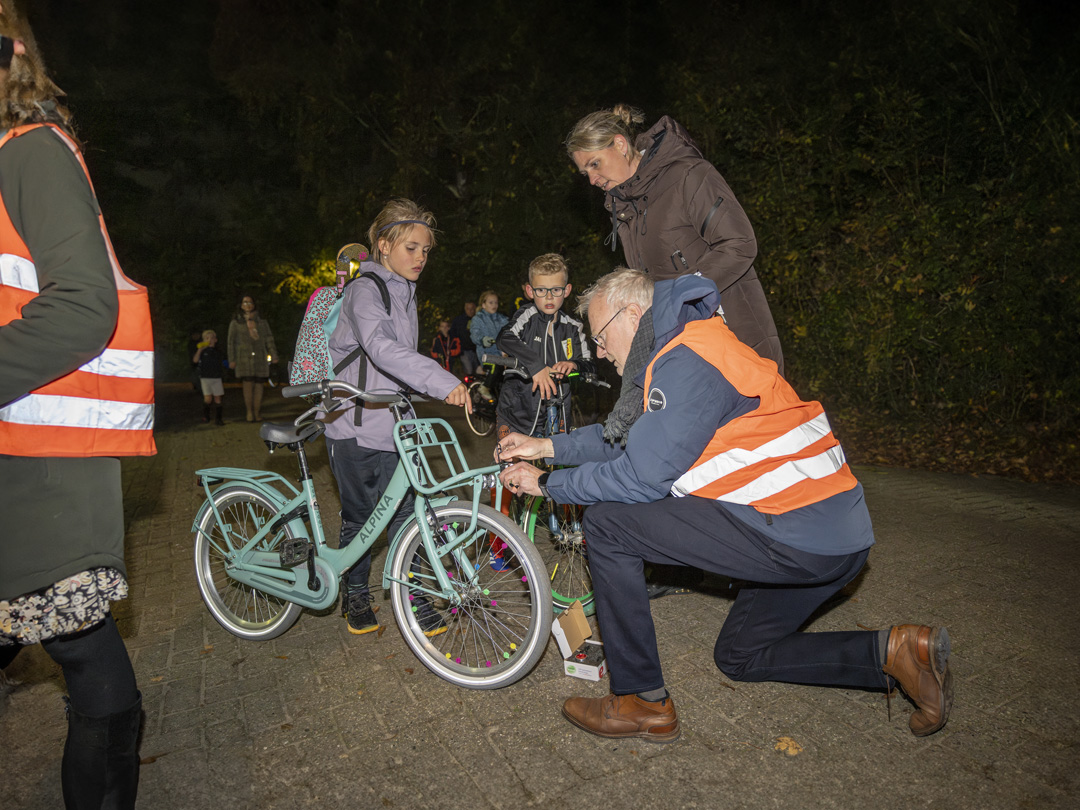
[279,538,312,567]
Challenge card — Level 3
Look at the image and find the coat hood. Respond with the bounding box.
[649,274,721,356]
[603,116,705,252]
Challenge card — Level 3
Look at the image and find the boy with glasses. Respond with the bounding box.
[495,253,595,442]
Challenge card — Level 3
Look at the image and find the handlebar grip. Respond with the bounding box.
[282,382,324,398]
[482,355,518,368]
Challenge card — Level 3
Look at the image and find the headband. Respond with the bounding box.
[376,219,431,234]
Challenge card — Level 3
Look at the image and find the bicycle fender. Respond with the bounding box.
[190,477,291,535]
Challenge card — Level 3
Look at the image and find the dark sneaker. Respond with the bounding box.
[413,596,447,638]
[344,588,380,636]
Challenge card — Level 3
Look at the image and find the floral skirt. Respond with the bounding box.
[0,567,128,646]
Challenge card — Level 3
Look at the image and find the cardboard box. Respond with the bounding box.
[551,600,607,681]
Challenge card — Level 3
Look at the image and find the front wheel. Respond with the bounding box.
[464,381,496,437]
[520,496,594,616]
[388,502,552,689]
[193,484,304,641]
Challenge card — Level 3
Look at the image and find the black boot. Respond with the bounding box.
[201,402,210,423]
[215,404,225,426]
[61,692,142,809]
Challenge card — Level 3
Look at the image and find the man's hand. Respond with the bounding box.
[499,461,544,497]
[445,382,472,412]
[532,367,557,399]
[495,433,554,462]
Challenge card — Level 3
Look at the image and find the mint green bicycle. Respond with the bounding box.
[191,379,553,689]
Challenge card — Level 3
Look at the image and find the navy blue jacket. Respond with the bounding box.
[546,275,874,556]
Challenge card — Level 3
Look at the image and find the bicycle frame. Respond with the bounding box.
[192,399,507,613]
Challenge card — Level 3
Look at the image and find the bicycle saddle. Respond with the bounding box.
[259,420,325,446]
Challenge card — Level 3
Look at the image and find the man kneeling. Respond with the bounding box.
[498,269,952,743]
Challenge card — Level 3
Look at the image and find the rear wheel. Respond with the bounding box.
[193,485,304,640]
[465,381,496,437]
[388,502,552,689]
[520,495,594,616]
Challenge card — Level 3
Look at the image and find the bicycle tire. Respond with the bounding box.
[464,381,496,437]
[194,484,304,641]
[520,495,595,616]
[388,501,552,689]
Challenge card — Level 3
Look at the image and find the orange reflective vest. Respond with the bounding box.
[0,123,156,458]
[643,317,855,514]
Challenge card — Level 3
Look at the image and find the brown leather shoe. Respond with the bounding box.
[882,625,954,736]
[562,693,681,743]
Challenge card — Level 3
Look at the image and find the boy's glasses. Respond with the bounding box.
[531,286,567,298]
[590,307,627,350]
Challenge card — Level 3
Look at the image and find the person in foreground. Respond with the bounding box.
[324,198,470,636]
[497,268,953,743]
[0,5,155,805]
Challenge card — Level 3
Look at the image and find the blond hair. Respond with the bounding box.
[0,4,76,140]
[565,104,645,157]
[478,289,499,307]
[527,253,569,286]
[576,267,654,318]
[367,198,438,264]
[201,329,217,342]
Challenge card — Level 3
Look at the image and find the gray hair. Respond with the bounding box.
[576,267,654,318]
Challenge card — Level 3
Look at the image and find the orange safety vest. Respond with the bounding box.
[643,317,855,514]
[0,123,156,458]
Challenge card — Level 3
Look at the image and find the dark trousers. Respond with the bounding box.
[584,498,882,695]
[326,438,411,592]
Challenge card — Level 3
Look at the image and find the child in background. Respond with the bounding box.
[192,329,226,425]
[469,290,508,363]
[324,198,469,636]
[429,319,461,372]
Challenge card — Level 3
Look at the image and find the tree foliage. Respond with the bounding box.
[29,0,1079,480]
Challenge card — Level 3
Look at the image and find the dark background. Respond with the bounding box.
[22,0,1080,481]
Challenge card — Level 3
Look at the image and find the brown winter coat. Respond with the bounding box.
[228,314,278,379]
[606,116,784,373]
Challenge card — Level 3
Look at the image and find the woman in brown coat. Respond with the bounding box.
[566,105,783,376]
[227,293,278,421]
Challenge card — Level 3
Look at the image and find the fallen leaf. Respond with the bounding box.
[149,676,164,683]
[404,668,414,674]
[280,723,293,731]
[275,655,289,660]
[775,736,803,756]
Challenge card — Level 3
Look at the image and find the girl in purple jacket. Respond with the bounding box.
[324,198,469,636]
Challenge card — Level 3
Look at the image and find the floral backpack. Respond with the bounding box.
[287,244,390,390]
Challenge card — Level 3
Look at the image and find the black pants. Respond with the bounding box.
[326,438,412,592]
[584,498,882,695]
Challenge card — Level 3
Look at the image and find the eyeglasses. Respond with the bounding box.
[530,285,568,298]
[590,307,626,350]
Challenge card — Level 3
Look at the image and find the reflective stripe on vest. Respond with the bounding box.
[0,123,156,458]
[644,317,856,514]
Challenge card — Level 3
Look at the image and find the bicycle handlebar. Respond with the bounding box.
[481,355,610,389]
[281,379,417,406]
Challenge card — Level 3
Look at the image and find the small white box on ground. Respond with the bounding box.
[550,600,607,681]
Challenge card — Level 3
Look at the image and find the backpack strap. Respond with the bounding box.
[334,270,395,425]
[331,270,393,375]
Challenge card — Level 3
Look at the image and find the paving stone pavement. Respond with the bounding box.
[4,382,1079,809]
